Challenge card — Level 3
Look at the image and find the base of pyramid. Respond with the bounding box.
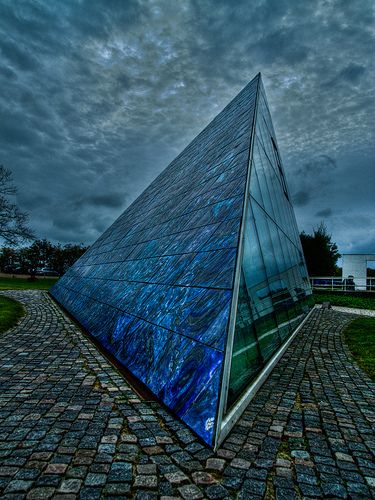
[48,290,222,447]
[215,306,314,449]
[48,291,159,401]
[51,286,314,449]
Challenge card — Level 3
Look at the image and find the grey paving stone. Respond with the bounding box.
[134,475,158,488]
[102,482,131,495]
[241,478,266,496]
[108,461,132,481]
[134,492,158,500]
[15,468,41,480]
[58,479,82,493]
[347,481,371,495]
[275,487,298,500]
[137,463,157,475]
[291,450,310,459]
[5,479,33,492]
[79,486,102,499]
[299,482,323,497]
[164,470,189,485]
[35,475,61,487]
[221,476,243,489]
[205,483,229,499]
[205,458,226,473]
[296,472,318,485]
[26,487,55,499]
[321,482,348,498]
[84,472,106,487]
[178,483,204,499]
[191,471,216,485]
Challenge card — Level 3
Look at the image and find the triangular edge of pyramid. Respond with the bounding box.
[213,74,262,450]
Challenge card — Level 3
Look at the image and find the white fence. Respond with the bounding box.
[310,276,375,292]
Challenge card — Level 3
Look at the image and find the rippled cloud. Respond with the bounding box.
[0,0,374,252]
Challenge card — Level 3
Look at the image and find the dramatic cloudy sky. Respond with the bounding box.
[0,0,374,254]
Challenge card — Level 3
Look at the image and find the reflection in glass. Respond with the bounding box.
[227,81,313,411]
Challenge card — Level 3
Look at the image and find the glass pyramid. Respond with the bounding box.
[51,73,312,448]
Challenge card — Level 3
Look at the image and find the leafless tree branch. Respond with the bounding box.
[0,165,35,245]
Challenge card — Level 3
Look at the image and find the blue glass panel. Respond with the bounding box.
[136,285,171,321]
[159,286,207,332]
[180,363,222,446]
[201,217,241,252]
[178,289,232,345]
[131,258,164,282]
[109,313,135,346]
[175,248,236,289]
[209,196,243,222]
[129,284,156,315]
[149,254,196,285]
[159,341,223,417]
[115,320,170,389]
[114,282,147,311]
[199,299,231,350]
[164,224,219,255]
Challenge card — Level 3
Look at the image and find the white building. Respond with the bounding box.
[342,254,375,290]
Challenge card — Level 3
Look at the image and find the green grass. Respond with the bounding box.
[313,292,375,310]
[0,277,58,290]
[343,316,375,381]
[0,296,25,333]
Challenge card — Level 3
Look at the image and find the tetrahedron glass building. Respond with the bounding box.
[51,73,312,448]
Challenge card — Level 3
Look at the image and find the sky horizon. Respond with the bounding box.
[0,0,374,254]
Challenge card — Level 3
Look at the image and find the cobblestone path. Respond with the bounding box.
[0,291,374,499]
[332,305,375,317]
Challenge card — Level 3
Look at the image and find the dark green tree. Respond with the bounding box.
[0,240,88,274]
[21,239,55,273]
[50,243,87,275]
[0,247,18,272]
[300,223,340,276]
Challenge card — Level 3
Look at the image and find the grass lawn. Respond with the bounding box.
[313,292,375,310]
[343,316,375,381]
[0,295,25,333]
[0,277,58,290]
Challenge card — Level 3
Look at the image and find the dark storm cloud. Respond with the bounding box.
[292,191,310,208]
[77,193,126,209]
[0,38,39,71]
[337,63,366,83]
[315,208,333,218]
[290,155,337,208]
[0,0,374,253]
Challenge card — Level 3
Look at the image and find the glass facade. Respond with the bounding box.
[227,84,313,409]
[51,74,312,447]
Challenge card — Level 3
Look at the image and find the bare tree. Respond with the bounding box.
[0,165,34,245]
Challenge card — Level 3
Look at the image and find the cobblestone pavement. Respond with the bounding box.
[0,291,374,499]
[332,306,375,317]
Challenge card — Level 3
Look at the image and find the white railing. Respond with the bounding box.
[310,276,375,292]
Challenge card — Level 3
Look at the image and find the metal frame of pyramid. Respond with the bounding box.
[51,73,313,448]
